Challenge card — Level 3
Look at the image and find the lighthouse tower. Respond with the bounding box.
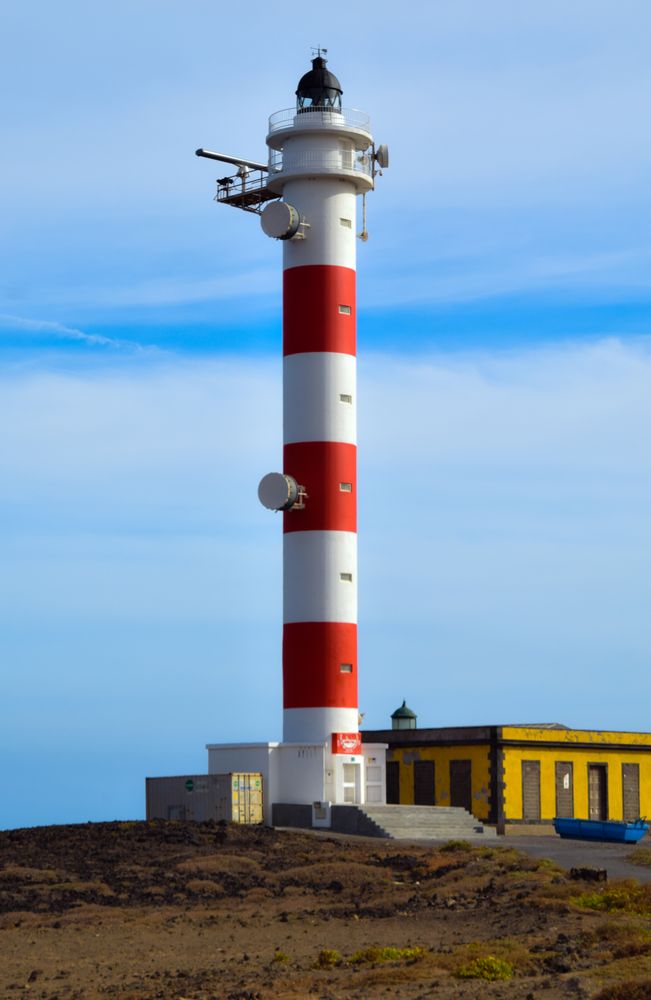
[199,54,388,823]
[260,55,371,752]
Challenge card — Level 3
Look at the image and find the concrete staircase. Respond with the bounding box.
[330,803,495,840]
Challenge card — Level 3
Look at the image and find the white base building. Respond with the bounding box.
[206,740,388,826]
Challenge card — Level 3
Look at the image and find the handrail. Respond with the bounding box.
[215,168,272,209]
[268,106,371,134]
[268,148,373,178]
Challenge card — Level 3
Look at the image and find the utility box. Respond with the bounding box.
[145,772,263,824]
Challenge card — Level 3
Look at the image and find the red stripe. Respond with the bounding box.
[283,265,356,356]
[283,622,357,708]
[283,441,356,533]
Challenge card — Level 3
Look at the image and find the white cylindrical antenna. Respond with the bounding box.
[195,149,268,172]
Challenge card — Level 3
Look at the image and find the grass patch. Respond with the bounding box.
[629,847,651,869]
[439,840,472,853]
[349,946,425,965]
[592,979,651,999]
[271,950,290,964]
[573,881,651,916]
[455,955,514,981]
[436,937,537,977]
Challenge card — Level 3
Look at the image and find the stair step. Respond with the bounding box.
[350,803,493,841]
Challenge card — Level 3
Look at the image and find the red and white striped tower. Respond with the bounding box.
[257,55,385,758]
[198,55,387,804]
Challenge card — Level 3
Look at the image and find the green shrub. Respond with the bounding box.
[316,949,341,967]
[573,881,651,916]
[455,955,514,981]
[349,945,425,965]
[271,950,290,964]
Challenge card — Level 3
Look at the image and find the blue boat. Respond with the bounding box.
[554,817,649,843]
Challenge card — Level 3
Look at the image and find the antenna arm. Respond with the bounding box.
[195,149,268,172]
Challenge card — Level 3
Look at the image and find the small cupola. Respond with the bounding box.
[296,53,343,111]
[391,700,417,731]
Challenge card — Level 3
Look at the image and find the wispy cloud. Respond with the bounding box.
[0,314,153,351]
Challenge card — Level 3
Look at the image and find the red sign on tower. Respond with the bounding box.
[331,732,362,755]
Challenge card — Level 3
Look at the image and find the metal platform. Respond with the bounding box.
[215,170,277,214]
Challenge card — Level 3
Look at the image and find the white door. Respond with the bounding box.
[342,763,360,803]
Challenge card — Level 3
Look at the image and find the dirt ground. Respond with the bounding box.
[1,821,651,1000]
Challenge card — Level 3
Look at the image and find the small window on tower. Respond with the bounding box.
[339,218,352,228]
[339,393,352,404]
[340,572,353,582]
[338,304,352,315]
[339,482,352,492]
[340,663,353,673]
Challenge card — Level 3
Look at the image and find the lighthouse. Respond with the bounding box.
[198,53,389,824]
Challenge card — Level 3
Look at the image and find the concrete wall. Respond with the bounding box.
[276,744,326,804]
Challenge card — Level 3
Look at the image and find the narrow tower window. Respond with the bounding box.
[339,217,352,228]
[340,572,353,582]
[340,663,353,673]
[339,393,352,404]
[339,482,352,492]
[338,304,352,315]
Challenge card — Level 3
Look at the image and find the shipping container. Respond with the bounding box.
[145,772,263,824]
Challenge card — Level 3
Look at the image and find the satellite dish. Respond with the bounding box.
[258,472,300,511]
[375,144,389,169]
[261,201,301,240]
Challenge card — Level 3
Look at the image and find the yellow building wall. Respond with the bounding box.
[502,727,651,821]
[389,744,492,821]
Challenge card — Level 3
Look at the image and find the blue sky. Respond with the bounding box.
[1,0,650,829]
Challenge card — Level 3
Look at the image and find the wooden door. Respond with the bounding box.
[588,764,608,820]
[386,761,400,804]
[450,760,472,811]
[413,760,435,805]
[622,763,640,822]
[555,761,574,818]
[522,760,541,821]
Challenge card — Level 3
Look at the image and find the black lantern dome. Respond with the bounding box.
[296,55,343,111]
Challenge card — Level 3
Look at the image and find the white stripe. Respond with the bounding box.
[282,180,357,270]
[283,707,359,744]
[284,530,357,624]
[284,353,356,445]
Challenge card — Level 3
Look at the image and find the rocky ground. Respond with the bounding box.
[1,821,651,999]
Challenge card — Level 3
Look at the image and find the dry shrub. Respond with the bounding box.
[53,880,116,896]
[277,861,392,893]
[439,840,472,853]
[630,847,651,869]
[0,865,60,883]
[185,878,222,895]
[592,982,651,1000]
[588,920,651,949]
[176,855,261,875]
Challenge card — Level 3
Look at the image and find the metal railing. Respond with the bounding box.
[214,168,276,213]
[268,106,372,135]
[268,148,373,179]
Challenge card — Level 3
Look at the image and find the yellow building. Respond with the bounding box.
[361,722,651,834]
